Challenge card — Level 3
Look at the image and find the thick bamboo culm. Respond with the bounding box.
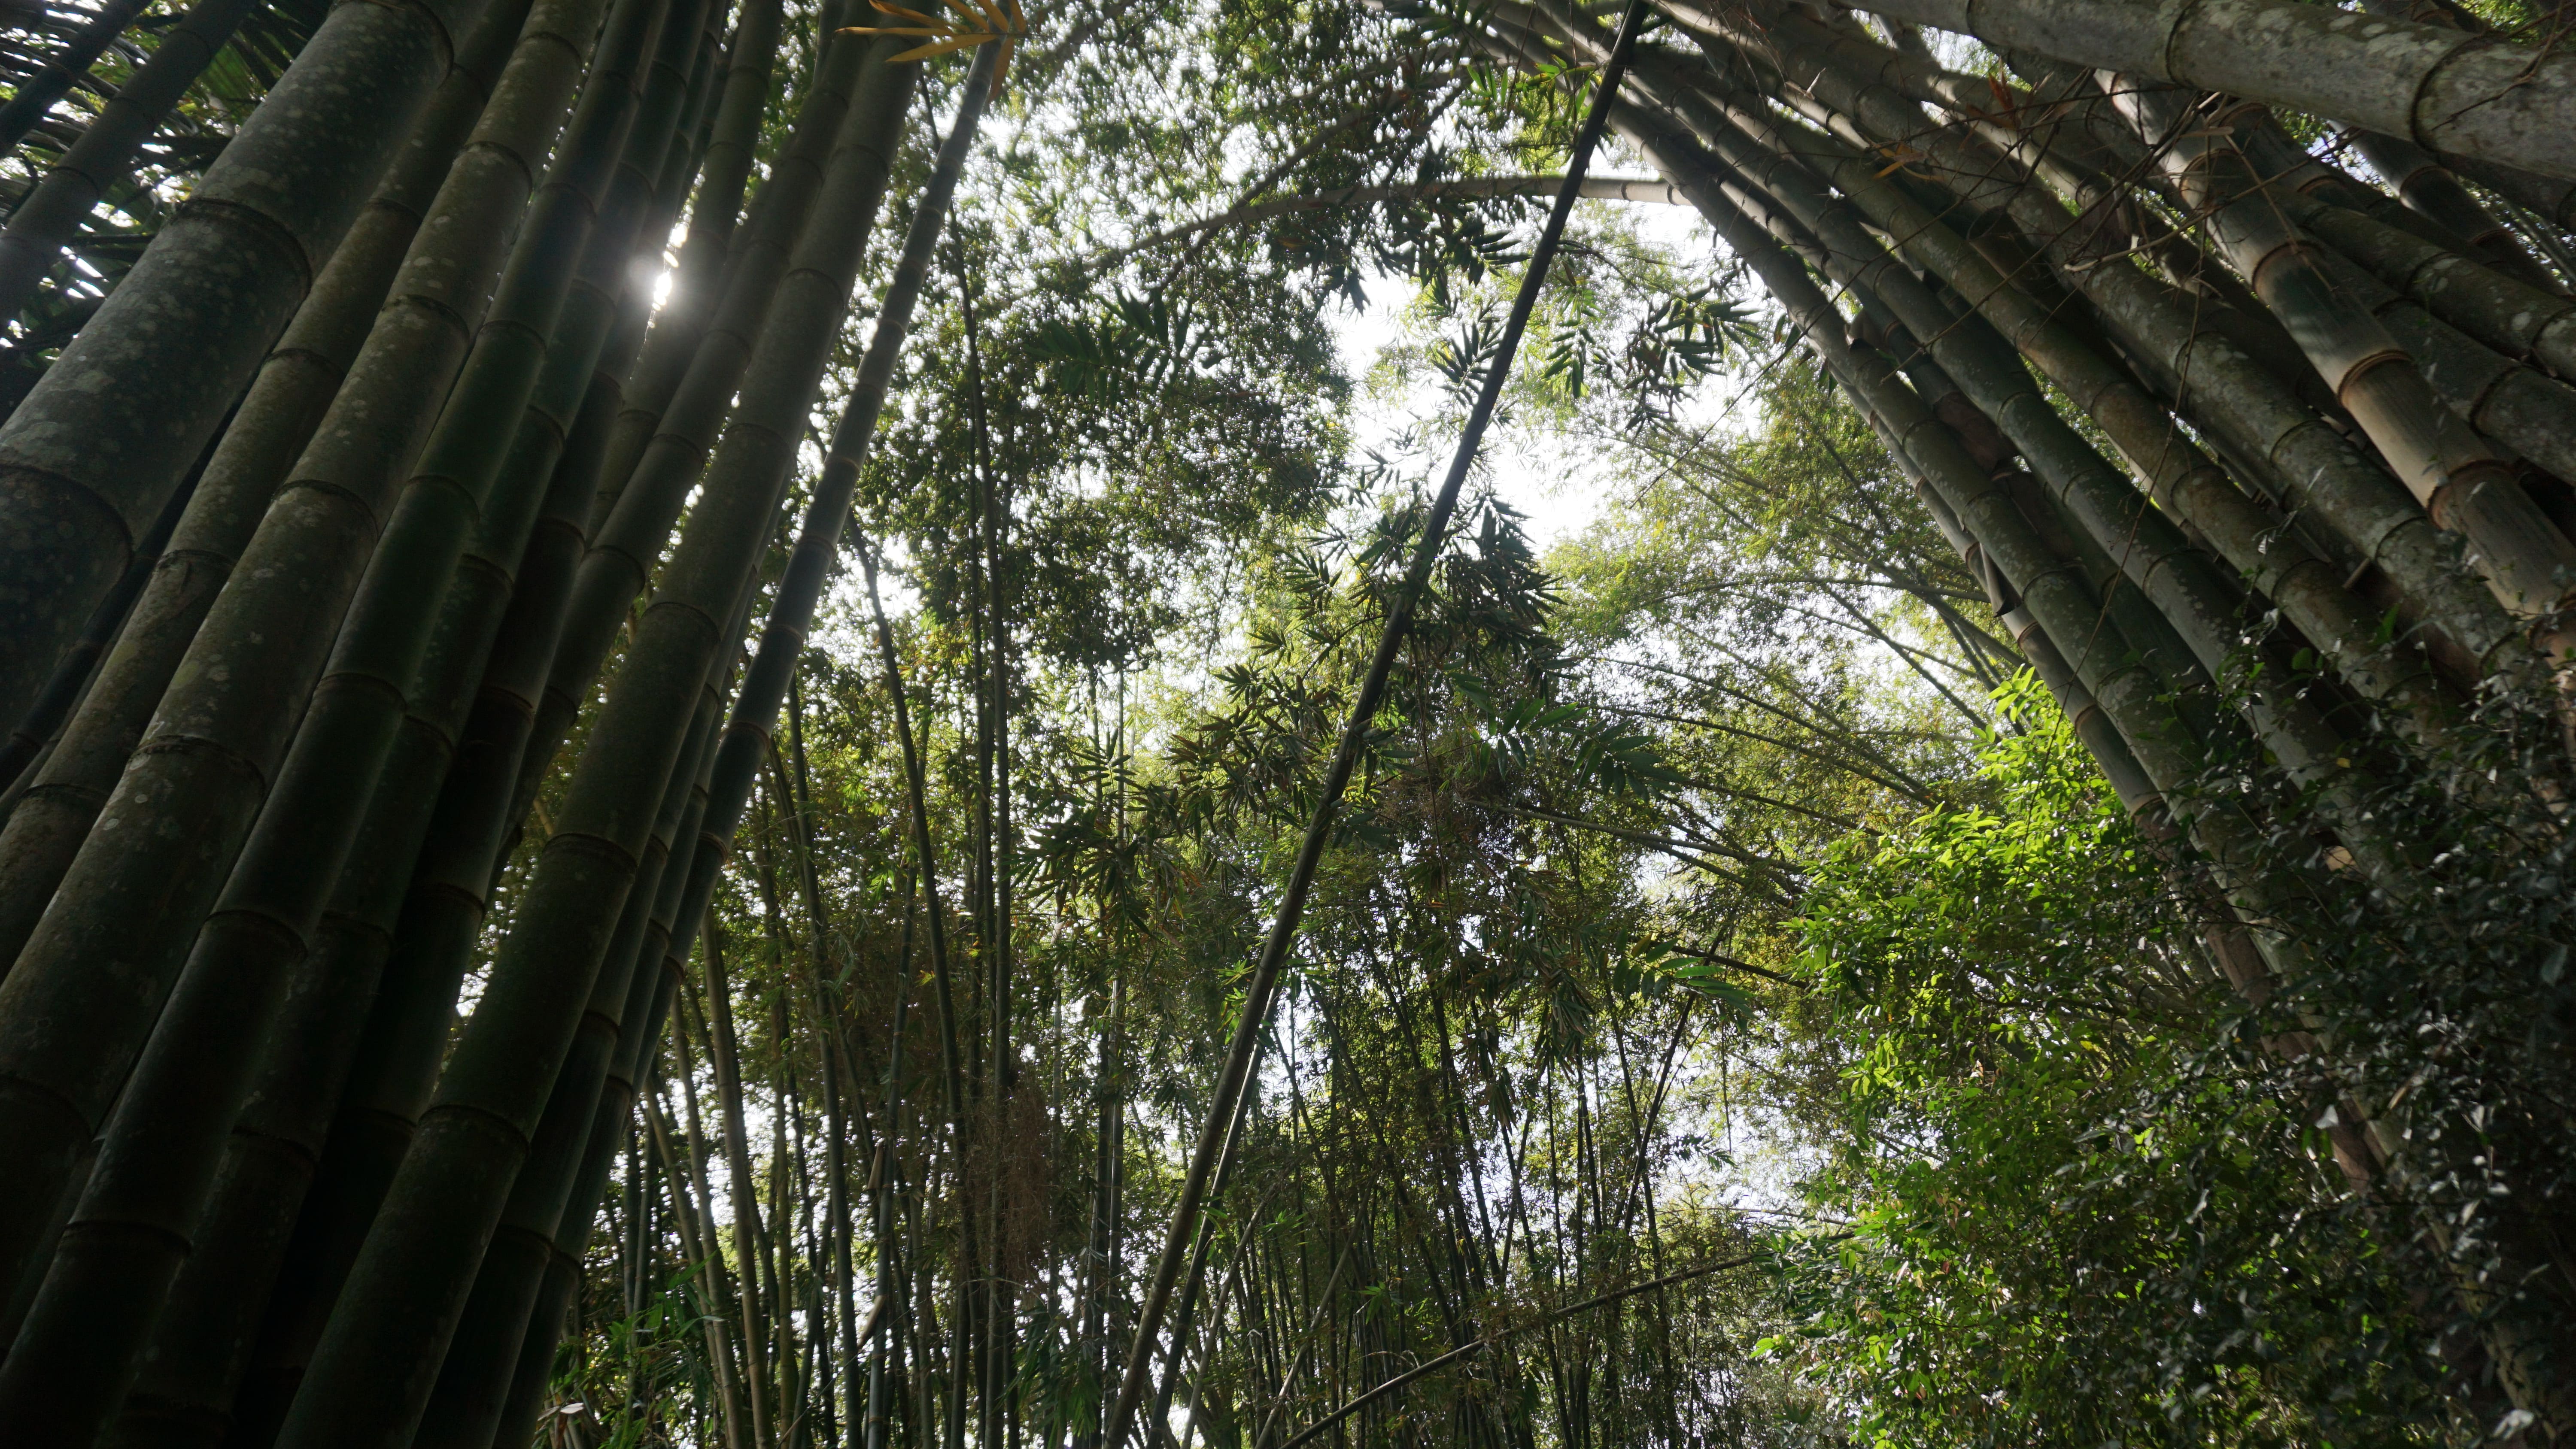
[1467,0,2576,1416]
[0,0,2573,1440]
[0,0,508,709]
[0,0,539,973]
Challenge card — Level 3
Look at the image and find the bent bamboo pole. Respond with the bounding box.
[0,0,505,711]
[1834,0,2576,181]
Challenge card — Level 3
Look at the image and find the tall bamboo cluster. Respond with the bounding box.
[0,0,1006,1431]
[1423,0,2576,1422]
[3,0,2576,1440]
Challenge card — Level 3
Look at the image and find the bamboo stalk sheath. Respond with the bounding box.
[0,0,624,1316]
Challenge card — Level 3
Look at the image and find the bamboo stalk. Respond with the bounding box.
[588,0,791,534]
[0,0,636,1316]
[2110,79,2576,627]
[410,674,725,1449]
[2344,129,2563,292]
[267,46,916,1448]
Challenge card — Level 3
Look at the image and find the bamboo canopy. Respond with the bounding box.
[0,0,2569,1439]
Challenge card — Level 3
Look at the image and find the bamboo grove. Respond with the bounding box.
[0,0,2573,1437]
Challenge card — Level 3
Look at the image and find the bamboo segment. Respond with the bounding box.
[0,0,622,1310]
[2111,80,2576,627]
[2291,185,2576,382]
[510,12,878,846]
[0,439,205,794]
[1843,0,2576,182]
[0,0,270,324]
[0,0,534,972]
[90,25,721,1449]
[0,0,501,711]
[267,46,915,1449]
[2342,130,2561,293]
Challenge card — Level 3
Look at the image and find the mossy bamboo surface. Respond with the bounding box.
[0,0,271,323]
[0,0,533,971]
[0,0,499,711]
[267,47,914,1449]
[0,0,617,1309]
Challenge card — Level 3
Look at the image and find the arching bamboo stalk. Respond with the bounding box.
[0,0,535,972]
